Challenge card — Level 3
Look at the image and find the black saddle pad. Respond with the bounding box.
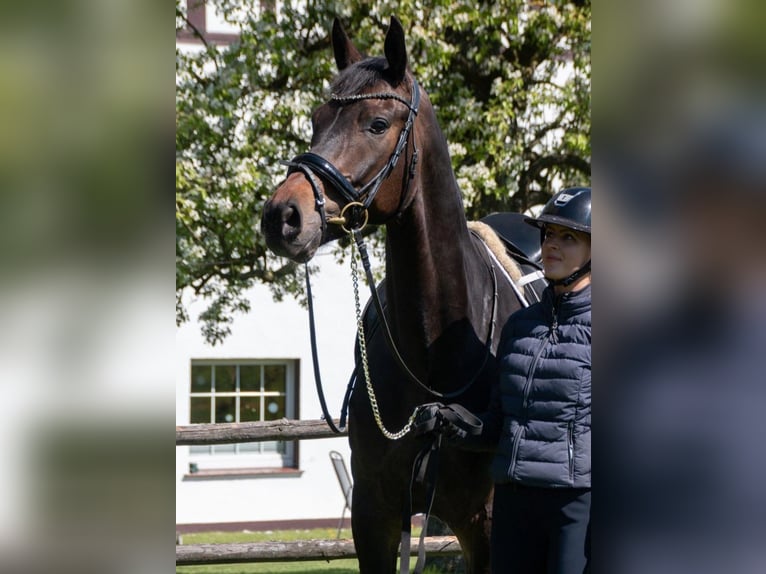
[480,212,542,267]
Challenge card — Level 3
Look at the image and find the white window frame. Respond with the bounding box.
[188,359,297,470]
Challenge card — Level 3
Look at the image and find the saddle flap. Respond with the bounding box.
[480,212,542,267]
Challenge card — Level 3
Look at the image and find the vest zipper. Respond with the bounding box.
[522,312,557,411]
[567,420,574,482]
[507,424,523,479]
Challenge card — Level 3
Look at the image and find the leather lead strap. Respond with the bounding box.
[400,434,442,574]
[304,262,354,433]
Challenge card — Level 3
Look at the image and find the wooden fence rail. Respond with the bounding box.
[176,418,346,445]
[176,419,462,566]
[176,536,462,565]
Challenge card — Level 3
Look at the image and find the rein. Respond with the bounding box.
[303,226,499,439]
[352,229,499,402]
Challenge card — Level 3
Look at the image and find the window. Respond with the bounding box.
[176,0,277,46]
[188,360,298,471]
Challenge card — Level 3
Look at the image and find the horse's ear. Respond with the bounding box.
[383,16,407,86]
[332,18,362,71]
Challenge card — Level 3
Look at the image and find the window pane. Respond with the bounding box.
[215,397,236,423]
[261,440,285,453]
[240,397,260,422]
[264,396,286,421]
[215,365,236,392]
[190,397,211,423]
[240,365,261,392]
[264,365,286,393]
[261,441,286,454]
[190,365,212,392]
[239,442,261,453]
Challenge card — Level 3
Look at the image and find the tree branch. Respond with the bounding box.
[176,4,220,72]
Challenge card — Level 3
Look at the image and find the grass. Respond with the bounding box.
[176,527,447,574]
[180,527,353,545]
[178,562,361,574]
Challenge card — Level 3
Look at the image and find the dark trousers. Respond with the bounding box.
[491,483,591,574]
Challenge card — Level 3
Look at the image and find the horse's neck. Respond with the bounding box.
[384,121,490,374]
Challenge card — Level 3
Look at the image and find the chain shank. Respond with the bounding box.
[350,233,417,440]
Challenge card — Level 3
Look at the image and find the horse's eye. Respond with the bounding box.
[369,118,390,134]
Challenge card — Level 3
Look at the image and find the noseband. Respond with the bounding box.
[280,79,421,232]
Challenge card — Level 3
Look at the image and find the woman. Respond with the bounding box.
[486,186,591,573]
[423,187,592,573]
[416,187,591,572]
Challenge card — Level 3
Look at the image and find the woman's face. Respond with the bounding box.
[542,223,591,286]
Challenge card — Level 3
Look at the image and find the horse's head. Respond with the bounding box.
[261,17,421,262]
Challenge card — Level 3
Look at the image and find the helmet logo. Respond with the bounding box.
[554,192,575,206]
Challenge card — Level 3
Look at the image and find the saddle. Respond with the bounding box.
[471,212,547,305]
[480,212,542,268]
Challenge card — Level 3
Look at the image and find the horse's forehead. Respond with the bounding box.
[312,94,399,131]
[312,103,343,129]
[331,57,388,94]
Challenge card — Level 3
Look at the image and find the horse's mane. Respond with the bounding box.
[330,57,391,97]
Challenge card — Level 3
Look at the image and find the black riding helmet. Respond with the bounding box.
[525,187,591,287]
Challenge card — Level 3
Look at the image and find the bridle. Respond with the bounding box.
[280,78,421,234]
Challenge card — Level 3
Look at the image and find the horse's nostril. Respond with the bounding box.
[262,201,302,243]
[279,203,301,240]
[283,204,301,228]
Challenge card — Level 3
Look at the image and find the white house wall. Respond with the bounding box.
[176,248,360,525]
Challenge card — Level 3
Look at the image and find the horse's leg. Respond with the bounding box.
[351,481,401,573]
[435,481,492,574]
[450,511,492,574]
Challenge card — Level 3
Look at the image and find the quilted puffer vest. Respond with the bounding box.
[491,285,591,488]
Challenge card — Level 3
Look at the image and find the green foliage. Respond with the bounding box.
[176,0,590,343]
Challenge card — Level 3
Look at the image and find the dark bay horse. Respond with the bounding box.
[261,17,525,573]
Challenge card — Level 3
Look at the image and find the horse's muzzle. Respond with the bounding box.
[261,198,322,262]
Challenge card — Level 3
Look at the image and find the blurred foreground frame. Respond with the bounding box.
[1,420,173,574]
[0,0,173,569]
[598,1,766,573]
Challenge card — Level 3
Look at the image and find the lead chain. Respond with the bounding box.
[349,233,416,440]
